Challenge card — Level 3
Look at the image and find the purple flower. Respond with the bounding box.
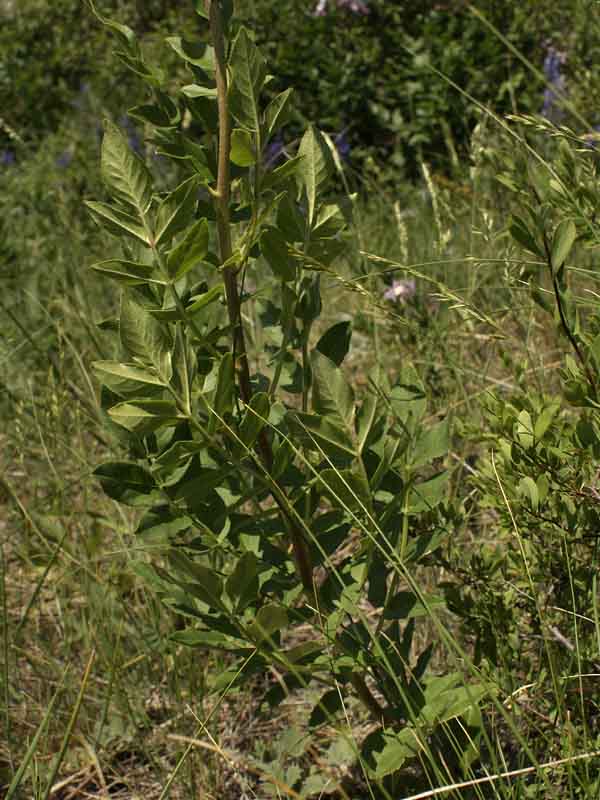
[128,133,143,154]
[383,279,416,303]
[56,150,73,169]
[541,45,566,122]
[0,150,15,167]
[334,131,351,160]
[264,136,285,169]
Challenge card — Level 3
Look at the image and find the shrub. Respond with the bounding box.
[86,3,493,791]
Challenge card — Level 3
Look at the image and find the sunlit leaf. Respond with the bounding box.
[101,120,153,215]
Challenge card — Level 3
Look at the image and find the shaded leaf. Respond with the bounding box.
[407,471,448,513]
[261,226,296,282]
[248,603,288,642]
[226,552,260,612]
[288,411,355,463]
[94,461,156,506]
[319,468,372,515]
[384,591,446,620]
[166,37,215,71]
[390,366,426,427]
[311,350,354,427]
[309,689,344,728]
[238,392,270,450]
[261,155,304,191]
[167,218,210,280]
[510,214,543,258]
[155,177,198,247]
[316,321,352,366]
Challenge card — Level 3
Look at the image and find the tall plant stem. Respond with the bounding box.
[206,0,252,406]
[206,0,314,597]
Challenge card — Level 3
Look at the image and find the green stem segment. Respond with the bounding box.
[206,0,252,406]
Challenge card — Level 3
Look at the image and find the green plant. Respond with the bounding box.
[86,2,489,792]
[441,115,600,795]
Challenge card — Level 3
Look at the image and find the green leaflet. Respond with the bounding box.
[119,295,172,381]
[108,400,183,434]
[261,226,296,282]
[166,37,215,71]
[154,177,198,247]
[167,218,209,280]
[101,119,153,215]
[410,417,450,468]
[319,467,372,515]
[315,321,352,367]
[248,603,288,643]
[181,84,218,99]
[296,126,332,227]
[237,392,270,450]
[90,258,164,287]
[208,353,234,434]
[264,88,293,139]
[168,551,225,611]
[551,218,577,273]
[226,552,260,613]
[92,361,166,396]
[407,471,448,513]
[228,27,266,132]
[230,128,256,167]
[93,461,157,506]
[310,350,355,428]
[85,201,150,245]
[187,284,223,318]
[287,411,356,463]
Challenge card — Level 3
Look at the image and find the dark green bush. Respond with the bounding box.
[240,0,597,182]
